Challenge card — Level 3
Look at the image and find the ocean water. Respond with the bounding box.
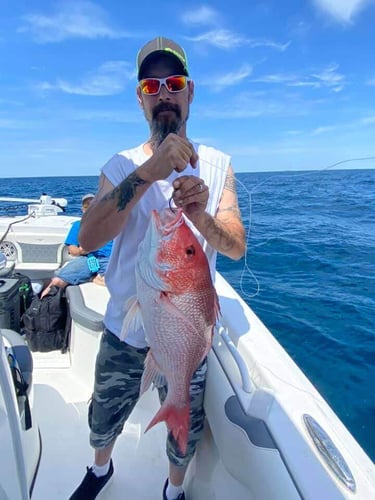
[0,169,374,461]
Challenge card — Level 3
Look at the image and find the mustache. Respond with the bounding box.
[152,102,181,119]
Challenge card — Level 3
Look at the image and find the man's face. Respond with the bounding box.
[137,56,194,146]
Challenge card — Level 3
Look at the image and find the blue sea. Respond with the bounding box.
[0,168,374,462]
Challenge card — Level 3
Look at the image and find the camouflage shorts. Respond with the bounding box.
[89,328,207,467]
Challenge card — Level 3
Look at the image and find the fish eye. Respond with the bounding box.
[186,245,195,256]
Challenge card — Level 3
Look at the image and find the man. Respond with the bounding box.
[70,37,246,500]
[41,194,112,297]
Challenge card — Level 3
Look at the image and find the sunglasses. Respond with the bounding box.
[139,75,190,96]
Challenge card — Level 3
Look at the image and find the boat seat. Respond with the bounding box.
[1,240,75,281]
[65,283,110,386]
[66,284,106,332]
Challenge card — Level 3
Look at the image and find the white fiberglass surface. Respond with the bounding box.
[31,364,168,499]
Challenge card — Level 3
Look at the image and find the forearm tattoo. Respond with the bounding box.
[224,172,236,193]
[206,216,236,252]
[218,203,241,216]
[103,172,148,212]
[217,172,241,217]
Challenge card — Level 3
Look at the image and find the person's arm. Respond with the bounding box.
[79,171,146,252]
[172,166,246,260]
[64,221,88,256]
[79,134,198,252]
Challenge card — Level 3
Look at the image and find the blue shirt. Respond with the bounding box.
[65,220,113,259]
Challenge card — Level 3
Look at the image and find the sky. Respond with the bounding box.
[1,0,375,177]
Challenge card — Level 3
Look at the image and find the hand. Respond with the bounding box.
[172,175,208,223]
[68,245,81,257]
[138,134,199,183]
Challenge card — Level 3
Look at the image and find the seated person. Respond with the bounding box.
[41,194,113,297]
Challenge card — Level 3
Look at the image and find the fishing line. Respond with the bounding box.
[0,212,35,245]
[197,157,258,299]
[198,155,375,301]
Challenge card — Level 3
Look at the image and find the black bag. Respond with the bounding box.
[21,286,70,353]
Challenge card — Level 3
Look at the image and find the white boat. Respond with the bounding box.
[0,195,374,499]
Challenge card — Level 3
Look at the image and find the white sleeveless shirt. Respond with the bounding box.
[102,141,230,347]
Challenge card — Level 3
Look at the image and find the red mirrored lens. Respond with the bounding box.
[140,79,160,95]
[165,76,187,92]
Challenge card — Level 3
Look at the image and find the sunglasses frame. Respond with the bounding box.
[139,75,190,96]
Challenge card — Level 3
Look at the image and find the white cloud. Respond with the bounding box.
[19,1,129,42]
[187,29,290,52]
[181,6,220,26]
[254,73,300,85]
[312,0,375,23]
[183,6,289,52]
[187,29,248,49]
[248,39,291,52]
[37,61,134,96]
[200,65,252,91]
[311,124,339,135]
[311,64,346,92]
[196,92,305,119]
[311,114,375,135]
[254,64,346,92]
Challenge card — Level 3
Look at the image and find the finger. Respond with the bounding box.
[179,137,199,168]
[173,184,208,206]
[189,145,199,168]
[172,179,206,203]
[172,175,193,190]
[184,180,205,196]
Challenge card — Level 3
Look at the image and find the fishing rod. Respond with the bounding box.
[0,194,68,209]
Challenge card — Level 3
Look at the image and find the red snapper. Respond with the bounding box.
[121,208,219,454]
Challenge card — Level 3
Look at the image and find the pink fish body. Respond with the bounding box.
[121,208,219,454]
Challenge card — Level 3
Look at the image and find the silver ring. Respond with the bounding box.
[199,184,203,191]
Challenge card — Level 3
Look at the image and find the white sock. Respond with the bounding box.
[92,461,110,478]
[166,480,184,500]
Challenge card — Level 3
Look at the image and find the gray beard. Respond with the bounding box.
[150,119,181,147]
[149,102,184,147]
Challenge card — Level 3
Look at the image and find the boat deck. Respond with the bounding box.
[31,350,169,500]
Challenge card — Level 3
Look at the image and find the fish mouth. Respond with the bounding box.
[151,208,184,237]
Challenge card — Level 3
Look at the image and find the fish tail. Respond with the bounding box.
[145,402,190,455]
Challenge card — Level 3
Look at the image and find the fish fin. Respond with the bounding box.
[140,351,165,394]
[145,403,190,455]
[120,296,143,340]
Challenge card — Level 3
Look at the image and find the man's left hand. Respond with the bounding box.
[172,175,208,223]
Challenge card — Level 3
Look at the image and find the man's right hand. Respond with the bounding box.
[137,134,199,183]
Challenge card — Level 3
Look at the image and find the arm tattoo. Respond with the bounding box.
[224,171,236,193]
[219,170,241,217]
[218,204,241,217]
[206,216,236,252]
[103,172,147,212]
